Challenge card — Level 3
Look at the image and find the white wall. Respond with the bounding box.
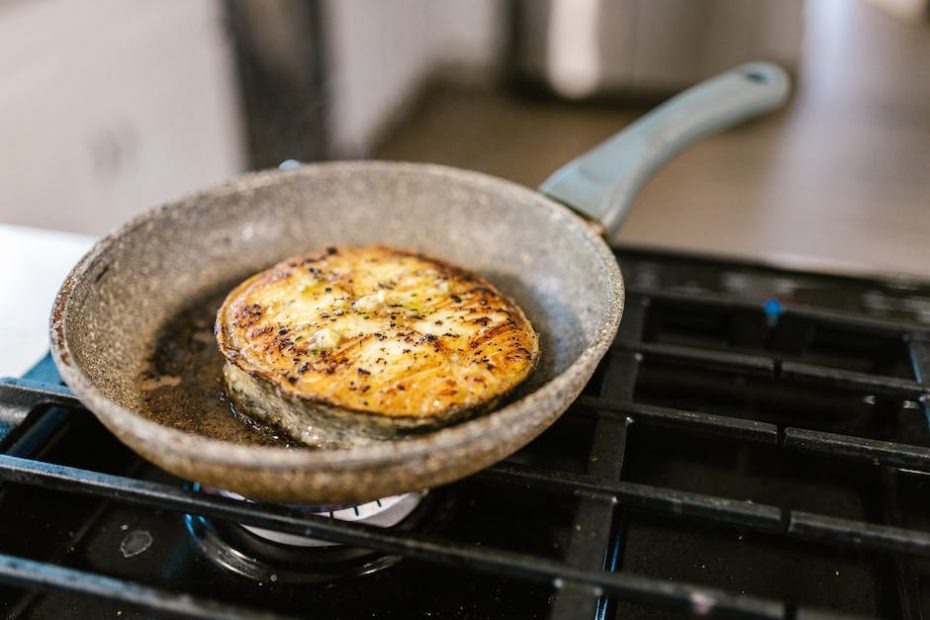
[324,0,501,156]
[428,0,503,70]
[0,0,244,235]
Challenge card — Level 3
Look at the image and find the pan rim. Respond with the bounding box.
[50,161,624,470]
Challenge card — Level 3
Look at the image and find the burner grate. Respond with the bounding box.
[0,247,928,619]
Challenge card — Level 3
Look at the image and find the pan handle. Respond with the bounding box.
[538,62,790,237]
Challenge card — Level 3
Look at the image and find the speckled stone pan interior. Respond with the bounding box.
[51,162,624,503]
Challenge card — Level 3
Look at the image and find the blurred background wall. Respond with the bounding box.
[325,0,502,157]
[0,0,243,234]
[0,0,805,235]
[0,0,928,279]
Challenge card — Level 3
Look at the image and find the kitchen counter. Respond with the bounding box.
[0,224,95,376]
[376,0,930,281]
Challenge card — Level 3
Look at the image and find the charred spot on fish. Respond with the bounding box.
[239,303,263,318]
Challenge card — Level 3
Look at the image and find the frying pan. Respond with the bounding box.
[51,63,789,503]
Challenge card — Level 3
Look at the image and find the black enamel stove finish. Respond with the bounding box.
[1,247,929,619]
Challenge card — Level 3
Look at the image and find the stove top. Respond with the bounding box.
[0,246,928,619]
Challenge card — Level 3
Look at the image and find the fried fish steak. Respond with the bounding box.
[216,246,539,448]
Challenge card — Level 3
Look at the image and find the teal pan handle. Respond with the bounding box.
[539,62,791,236]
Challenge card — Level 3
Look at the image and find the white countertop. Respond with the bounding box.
[0,224,95,377]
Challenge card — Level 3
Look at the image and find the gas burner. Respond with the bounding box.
[185,486,451,583]
[209,487,424,547]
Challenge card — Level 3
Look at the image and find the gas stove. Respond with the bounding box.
[0,246,928,619]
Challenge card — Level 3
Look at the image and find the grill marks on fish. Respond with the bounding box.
[216,246,539,421]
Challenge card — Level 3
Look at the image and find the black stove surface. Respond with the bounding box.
[0,246,928,620]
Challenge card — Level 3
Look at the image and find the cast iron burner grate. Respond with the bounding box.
[0,246,929,619]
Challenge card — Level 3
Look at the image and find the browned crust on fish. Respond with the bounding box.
[216,246,539,429]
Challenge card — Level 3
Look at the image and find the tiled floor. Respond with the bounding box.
[376,0,930,280]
